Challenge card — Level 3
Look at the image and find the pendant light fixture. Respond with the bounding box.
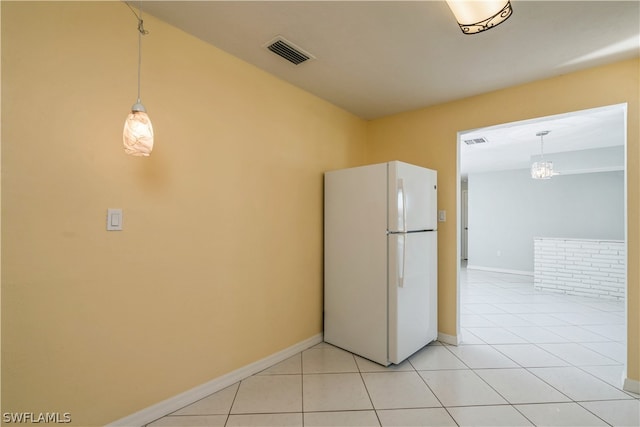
[445,0,513,34]
[123,3,154,156]
[531,131,553,180]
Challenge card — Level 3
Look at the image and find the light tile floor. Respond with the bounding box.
[147,268,638,426]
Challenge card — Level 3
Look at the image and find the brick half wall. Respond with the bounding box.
[533,238,626,300]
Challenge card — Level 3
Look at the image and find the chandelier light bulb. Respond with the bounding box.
[531,161,553,179]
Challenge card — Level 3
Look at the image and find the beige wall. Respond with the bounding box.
[366,58,639,386]
[1,2,366,425]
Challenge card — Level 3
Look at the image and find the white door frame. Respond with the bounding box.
[455,104,628,382]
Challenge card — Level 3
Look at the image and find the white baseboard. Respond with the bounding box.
[106,333,323,427]
[466,265,533,277]
[623,377,640,394]
[437,332,458,346]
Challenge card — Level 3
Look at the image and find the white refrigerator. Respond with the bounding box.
[324,161,437,366]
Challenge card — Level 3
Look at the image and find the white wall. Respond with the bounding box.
[467,168,624,273]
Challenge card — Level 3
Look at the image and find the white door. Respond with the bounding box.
[388,161,437,232]
[388,231,438,364]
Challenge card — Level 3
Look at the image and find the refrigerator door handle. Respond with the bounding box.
[397,234,406,288]
[397,178,407,232]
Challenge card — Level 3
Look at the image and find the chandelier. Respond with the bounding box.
[531,131,553,179]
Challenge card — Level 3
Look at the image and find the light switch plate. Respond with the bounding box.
[107,208,123,231]
[438,210,446,222]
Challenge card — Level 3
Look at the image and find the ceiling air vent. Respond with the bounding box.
[264,36,315,65]
[463,137,488,145]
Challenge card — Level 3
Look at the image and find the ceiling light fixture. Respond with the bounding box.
[123,3,154,156]
[531,131,553,180]
[446,0,513,34]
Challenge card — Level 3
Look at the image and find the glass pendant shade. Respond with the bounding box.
[531,130,552,179]
[123,5,153,156]
[123,103,154,156]
[531,161,553,179]
[446,0,512,34]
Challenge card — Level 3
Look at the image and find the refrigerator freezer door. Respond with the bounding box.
[388,231,438,364]
[388,161,437,233]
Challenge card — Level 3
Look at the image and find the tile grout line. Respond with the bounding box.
[223,380,242,427]
[410,353,461,426]
[299,351,304,427]
[353,354,382,427]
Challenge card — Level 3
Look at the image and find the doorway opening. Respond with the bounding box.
[456,103,628,389]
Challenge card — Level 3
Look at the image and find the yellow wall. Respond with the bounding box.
[1,2,366,425]
[367,58,639,385]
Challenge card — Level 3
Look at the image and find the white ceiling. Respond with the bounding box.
[459,104,627,176]
[139,1,638,174]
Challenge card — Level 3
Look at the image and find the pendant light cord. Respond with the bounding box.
[137,15,142,103]
[537,131,550,160]
[126,2,149,103]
